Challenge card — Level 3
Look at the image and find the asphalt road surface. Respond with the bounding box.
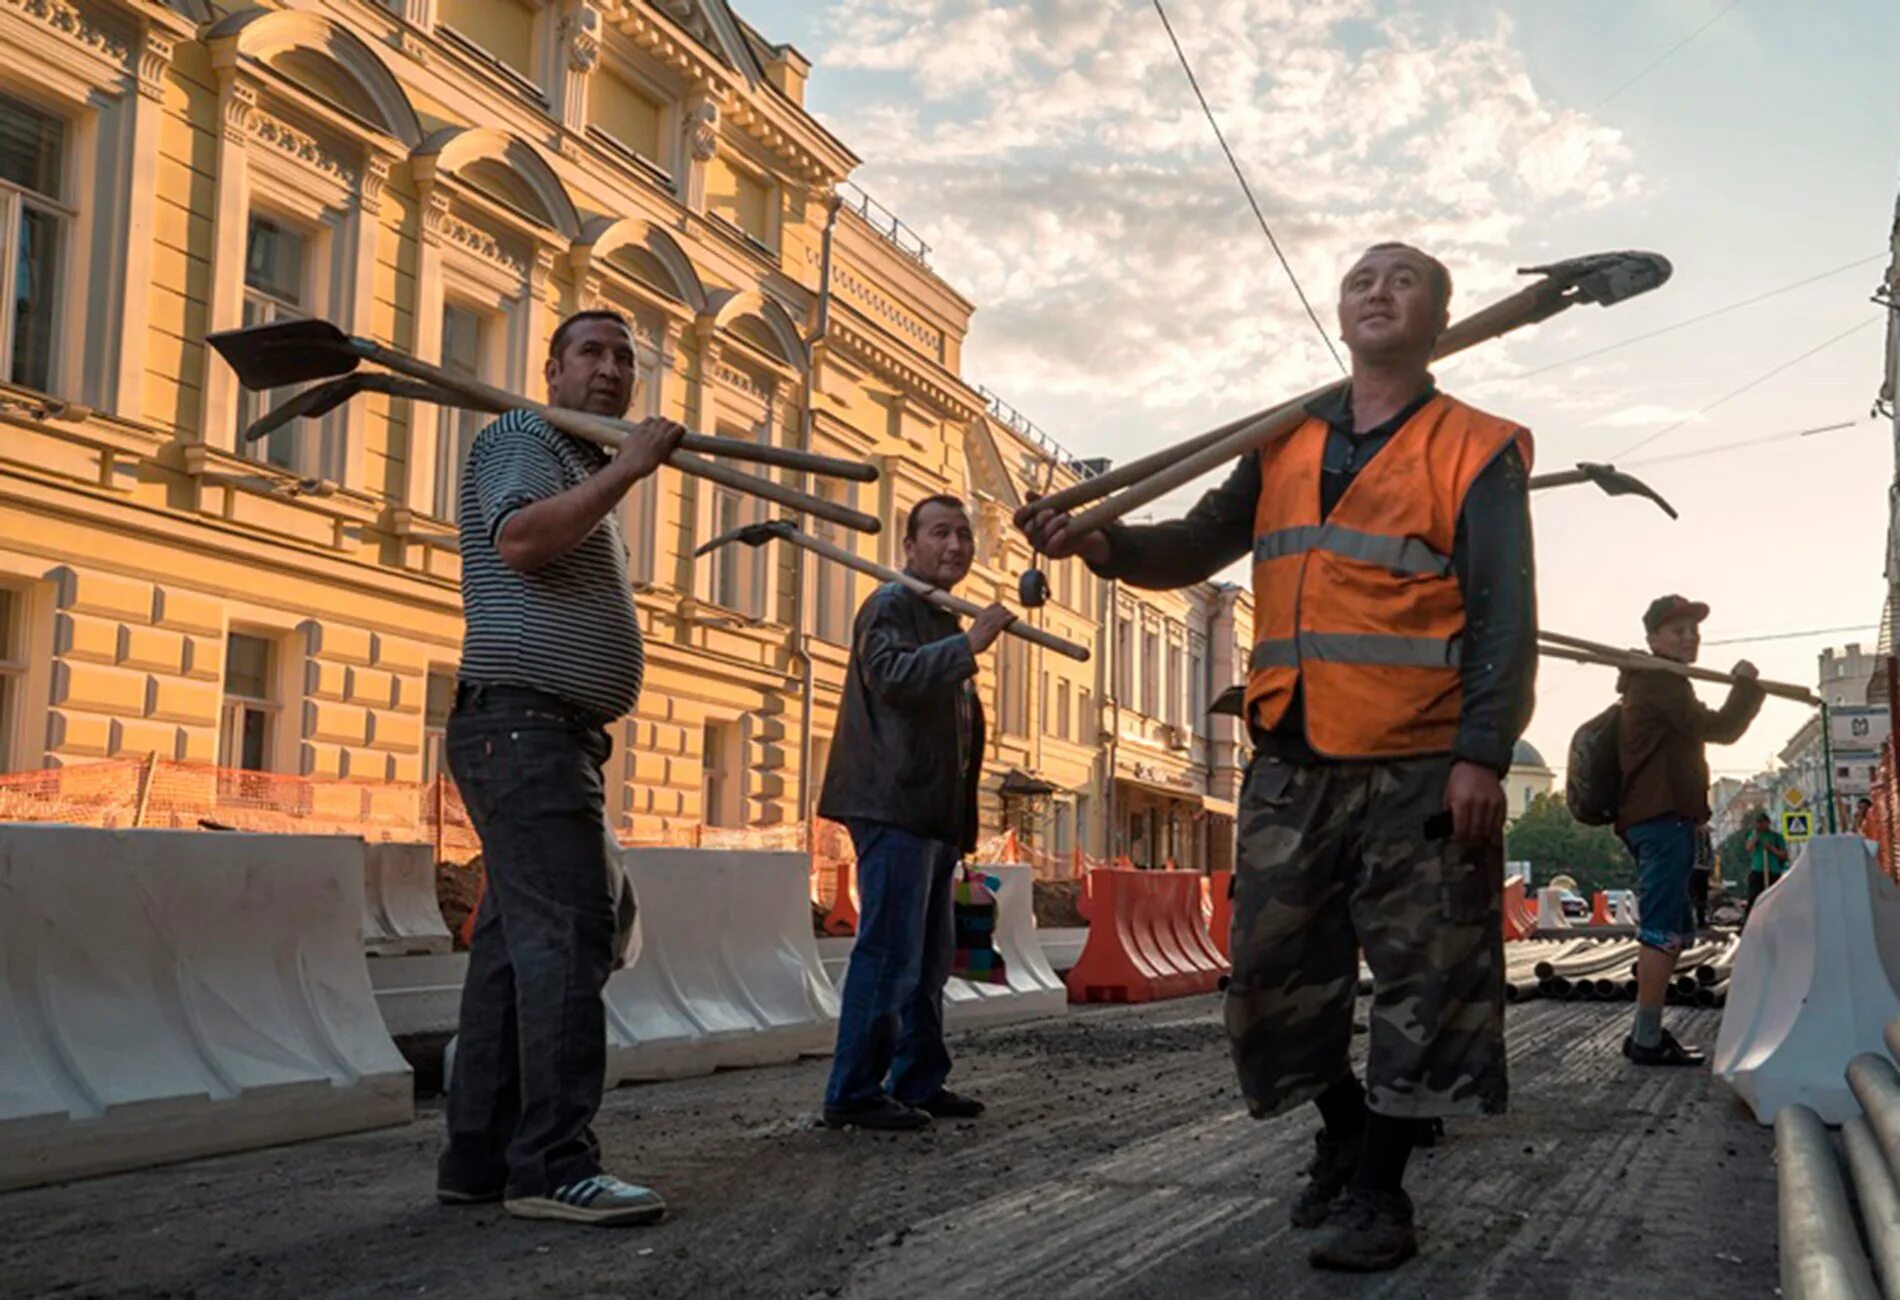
[1,999,1773,1299]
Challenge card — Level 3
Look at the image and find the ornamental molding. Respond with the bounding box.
[441,210,527,277]
[563,5,600,72]
[136,26,175,101]
[252,109,357,189]
[1,0,129,64]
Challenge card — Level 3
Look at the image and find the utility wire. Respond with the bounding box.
[1591,0,1744,109]
[1613,315,1883,460]
[1703,623,1879,647]
[1465,253,1887,389]
[1624,419,1858,469]
[1151,0,1346,375]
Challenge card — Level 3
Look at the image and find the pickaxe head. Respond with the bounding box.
[1574,462,1678,519]
[1520,251,1672,308]
[692,519,797,559]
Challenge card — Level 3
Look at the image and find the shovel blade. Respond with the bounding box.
[207,318,361,390]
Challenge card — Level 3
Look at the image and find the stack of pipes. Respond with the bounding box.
[1499,935,1741,1005]
[1774,1015,1900,1298]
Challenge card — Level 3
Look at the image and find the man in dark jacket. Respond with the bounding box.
[1617,594,1763,1066]
[816,494,1017,1131]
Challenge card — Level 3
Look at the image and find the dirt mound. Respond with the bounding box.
[436,857,483,950]
[1032,879,1085,928]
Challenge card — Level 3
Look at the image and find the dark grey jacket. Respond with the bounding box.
[817,582,986,852]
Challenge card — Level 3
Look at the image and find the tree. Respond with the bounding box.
[1505,793,1636,896]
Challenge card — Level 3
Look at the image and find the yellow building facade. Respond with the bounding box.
[0,0,1252,866]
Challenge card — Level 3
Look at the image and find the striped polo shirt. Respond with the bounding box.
[456,408,644,721]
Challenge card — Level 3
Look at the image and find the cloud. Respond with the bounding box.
[804,0,1649,454]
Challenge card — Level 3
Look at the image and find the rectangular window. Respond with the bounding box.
[437,0,540,88]
[1056,679,1070,742]
[423,667,456,784]
[1054,802,1073,855]
[706,153,775,250]
[1056,559,1073,610]
[0,586,23,770]
[219,632,277,772]
[237,215,309,469]
[1039,670,1049,737]
[999,635,1029,737]
[702,720,744,827]
[706,428,766,617]
[590,71,666,169]
[813,480,855,644]
[1189,639,1208,725]
[434,302,488,520]
[1077,688,1091,744]
[1113,618,1132,704]
[1166,643,1183,727]
[1141,629,1159,718]
[0,92,68,394]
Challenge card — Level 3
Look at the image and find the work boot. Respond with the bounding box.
[823,1096,932,1132]
[914,1089,985,1120]
[1307,1188,1418,1272]
[504,1175,667,1226]
[1622,1028,1707,1068]
[1289,1128,1361,1229]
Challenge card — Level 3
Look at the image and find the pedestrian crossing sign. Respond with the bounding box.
[1783,811,1813,843]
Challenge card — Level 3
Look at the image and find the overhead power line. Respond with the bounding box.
[1613,315,1883,460]
[1592,0,1745,110]
[1150,0,1346,375]
[1624,419,1858,469]
[1702,623,1879,647]
[1465,253,1887,389]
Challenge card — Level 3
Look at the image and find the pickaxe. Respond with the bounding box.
[1020,250,1674,535]
[694,520,1091,662]
[1539,630,1818,706]
[1529,462,1678,519]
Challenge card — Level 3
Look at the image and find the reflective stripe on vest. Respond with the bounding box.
[1251,524,1453,579]
[1249,632,1463,672]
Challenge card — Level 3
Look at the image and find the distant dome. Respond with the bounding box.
[1512,739,1550,770]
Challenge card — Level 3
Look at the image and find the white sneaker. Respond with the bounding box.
[504,1174,667,1226]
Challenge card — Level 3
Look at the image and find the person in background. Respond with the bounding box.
[1744,809,1791,921]
[816,495,1017,1132]
[1615,595,1762,1068]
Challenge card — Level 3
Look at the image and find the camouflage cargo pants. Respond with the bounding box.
[1224,753,1507,1121]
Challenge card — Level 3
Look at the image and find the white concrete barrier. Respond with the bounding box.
[0,827,412,1191]
[361,842,452,957]
[1715,836,1900,1125]
[370,953,467,1039]
[602,848,840,1084]
[1612,893,1641,927]
[1537,887,1572,930]
[943,865,1068,1029]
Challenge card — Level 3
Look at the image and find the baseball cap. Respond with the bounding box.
[1643,594,1710,635]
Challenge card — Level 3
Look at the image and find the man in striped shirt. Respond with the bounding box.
[437,311,685,1227]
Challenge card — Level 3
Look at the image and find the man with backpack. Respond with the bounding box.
[1615,595,1762,1066]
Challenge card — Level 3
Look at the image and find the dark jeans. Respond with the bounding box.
[825,821,961,1109]
[1624,815,1696,954]
[1689,869,1711,929]
[439,684,616,1199]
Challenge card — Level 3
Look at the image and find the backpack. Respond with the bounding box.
[1566,703,1623,827]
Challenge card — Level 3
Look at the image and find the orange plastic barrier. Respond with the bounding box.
[823,858,860,937]
[1208,870,1234,960]
[1590,891,1612,926]
[1065,869,1228,1004]
[1502,876,1537,941]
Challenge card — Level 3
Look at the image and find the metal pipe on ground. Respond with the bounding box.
[1776,1103,1881,1300]
[1887,1017,1900,1067]
[1848,1054,1900,1176]
[1842,1115,1900,1300]
[1693,980,1728,1009]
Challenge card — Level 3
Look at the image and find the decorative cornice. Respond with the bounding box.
[715,361,768,404]
[2,0,129,64]
[530,245,558,297]
[829,317,981,422]
[137,25,175,102]
[441,210,527,276]
[252,109,356,188]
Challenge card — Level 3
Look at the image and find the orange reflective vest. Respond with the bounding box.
[1244,393,1532,759]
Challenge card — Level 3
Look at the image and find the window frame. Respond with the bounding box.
[218,629,282,774]
[0,90,75,397]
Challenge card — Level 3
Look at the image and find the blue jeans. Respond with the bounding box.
[1624,814,1696,954]
[825,821,961,1109]
[439,685,617,1199]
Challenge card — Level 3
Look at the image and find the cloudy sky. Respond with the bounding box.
[743,0,1900,781]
